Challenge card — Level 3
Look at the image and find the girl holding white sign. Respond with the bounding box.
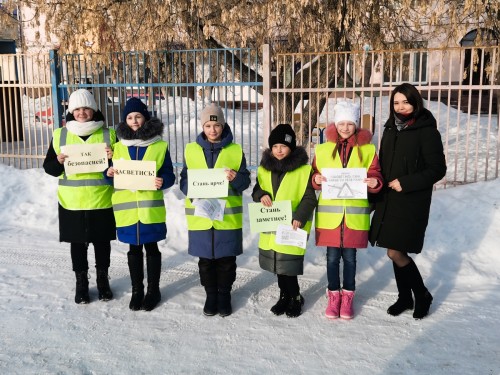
[252,123,317,318]
[312,101,383,320]
[179,103,251,317]
[43,89,116,305]
[106,97,175,311]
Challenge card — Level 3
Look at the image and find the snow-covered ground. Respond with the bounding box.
[0,164,499,374]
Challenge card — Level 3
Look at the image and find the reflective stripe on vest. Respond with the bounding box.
[184,142,243,230]
[314,142,375,231]
[53,127,116,210]
[257,164,312,256]
[111,141,168,227]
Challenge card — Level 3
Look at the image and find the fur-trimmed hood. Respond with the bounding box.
[324,124,373,147]
[260,146,309,173]
[116,117,164,141]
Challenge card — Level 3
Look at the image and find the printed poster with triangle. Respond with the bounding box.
[321,168,367,199]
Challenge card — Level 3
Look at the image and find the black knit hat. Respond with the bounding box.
[268,123,296,150]
[122,97,151,121]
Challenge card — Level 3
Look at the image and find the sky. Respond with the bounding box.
[0,162,499,374]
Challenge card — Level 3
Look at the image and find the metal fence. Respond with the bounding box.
[267,46,500,187]
[0,52,53,168]
[1,48,263,170]
[1,45,500,187]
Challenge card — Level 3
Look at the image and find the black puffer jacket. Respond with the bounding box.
[369,108,446,253]
[252,146,317,275]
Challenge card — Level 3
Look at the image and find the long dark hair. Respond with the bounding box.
[388,83,424,124]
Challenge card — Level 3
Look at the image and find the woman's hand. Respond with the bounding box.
[388,179,402,192]
[155,177,163,189]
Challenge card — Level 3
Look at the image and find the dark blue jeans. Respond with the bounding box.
[326,247,357,291]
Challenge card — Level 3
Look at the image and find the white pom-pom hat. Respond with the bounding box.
[333,101,360,127]
[67,89,97,114]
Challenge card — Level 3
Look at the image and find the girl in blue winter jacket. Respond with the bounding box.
[179,103,251,317]
[106,97,175,311]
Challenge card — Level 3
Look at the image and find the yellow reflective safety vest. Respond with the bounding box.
[257,164,312,256]
[315,142,375,231]
[52,126,116,210]
[184,142,243,230]
[111,141,168,227]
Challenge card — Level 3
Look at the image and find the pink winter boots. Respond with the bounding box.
[325,289,341,319]
[325,289,355,319]
[340,290,355,319]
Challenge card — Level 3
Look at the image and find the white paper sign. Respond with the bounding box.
[275,225,308,249]
[248,201,293,233]
[113,159,157,191]
[321,168,367,199]
[187,168,229,198]
[192,198,226,221]
[62,143,108,175]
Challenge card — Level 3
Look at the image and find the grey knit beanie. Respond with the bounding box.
[200,103,225,126]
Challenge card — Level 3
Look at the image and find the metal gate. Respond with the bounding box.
[2,45,500,188]
[1,47,264,170]
[56,48,263,170]
[0,52,53,168]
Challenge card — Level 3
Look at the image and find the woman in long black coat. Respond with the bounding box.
[369,83,446,319]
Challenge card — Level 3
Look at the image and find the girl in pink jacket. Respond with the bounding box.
[312,101,383,319]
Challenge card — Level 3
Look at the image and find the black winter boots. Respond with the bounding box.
[388,260,433,319]
[217,287,232,317]
[271,290,289,316]
[286,294,305,318]
[74,269,112,304]
[127,252,162,311]
[203,286,232,317]
[387,262,414,316]
[74,271,90,304]
[142,254,162,311]
[128,252,144,311]
[96,268,113,301]
[203,286,218,316]
[413,290,433,319]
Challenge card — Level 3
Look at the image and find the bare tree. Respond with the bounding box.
[1,0,498,126]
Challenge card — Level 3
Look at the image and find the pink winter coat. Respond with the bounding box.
[312,124,383,248]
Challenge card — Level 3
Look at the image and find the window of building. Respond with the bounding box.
[389,41,428,85]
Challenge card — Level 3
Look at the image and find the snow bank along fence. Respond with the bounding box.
[1,45,499,187]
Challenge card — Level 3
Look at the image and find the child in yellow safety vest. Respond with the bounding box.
[43,89,116,305]
[106,97,175,311]
[179,103,251,317]
[312,101,383,320]
[252,123,317,318]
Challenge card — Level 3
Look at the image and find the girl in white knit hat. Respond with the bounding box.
[311,100,383,320]
[43,89,116,304]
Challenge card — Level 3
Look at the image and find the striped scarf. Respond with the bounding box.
[394,113,416,131]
